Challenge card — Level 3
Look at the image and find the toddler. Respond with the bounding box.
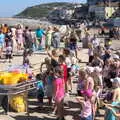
[6,42,13,63]
[36,74,44,104]
[76,90,93,120]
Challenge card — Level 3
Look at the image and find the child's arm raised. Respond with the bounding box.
[47,50,52,58]
[40,62,45,72]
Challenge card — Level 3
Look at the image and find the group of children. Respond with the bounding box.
[35,48,80,120]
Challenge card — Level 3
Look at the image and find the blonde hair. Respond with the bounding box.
[88,43,93,48]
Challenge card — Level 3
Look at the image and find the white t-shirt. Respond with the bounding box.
[65,57,72,68]
[92,38,100,48]
[71,56,77,65]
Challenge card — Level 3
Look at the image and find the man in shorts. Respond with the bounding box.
[69,30,78,59]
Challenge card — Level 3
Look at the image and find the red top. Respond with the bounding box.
[60,63,67,83]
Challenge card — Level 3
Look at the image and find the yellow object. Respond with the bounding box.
[10,95,26,112]
[108,41,112,45]
[105,7,117,19]
[0,72,28,85]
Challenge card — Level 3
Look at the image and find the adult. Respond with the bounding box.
[23,27,33,55]
[2,24,8,34]
[31,31,37,52]
[11,27,17,52]
[52,27,61,49]
[5,28,13,47]
[0,30,5,58]
[85,67,95,91]
[91,53,104,67]
[47,49,59,69]
[101,50,111,64]
[45,26,52,50]
[16,24,24,50]
[82,27,90,48]
[92,34,100,54]
[69,30,78,58]
[109,28,114,38]
[36,25,45,50]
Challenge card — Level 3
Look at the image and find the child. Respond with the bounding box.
[76,90,93,120]
[92,67,103,114]
[93,67,103,96]
[40,57,52,72]
[47,49,59,68]
[70,51,80,75]
[88,43,94,63]
[104,103,120,120]
[45,72,54,106]
[53,66,65,120]
[77,70,86,96]
[58,55,67,93]
[36,74,44,104]
[104,102,120,120]
[6,42,13,63]
[5,29,13,63]
[23,49,30,66]
[63,49,72,93]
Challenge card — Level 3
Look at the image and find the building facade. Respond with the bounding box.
[88,0,119,19]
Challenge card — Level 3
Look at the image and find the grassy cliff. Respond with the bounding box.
[15,2,74,19]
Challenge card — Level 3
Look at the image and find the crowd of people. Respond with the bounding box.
[0,24,63,62]
[0,22,120,120]
[35,48,120,120]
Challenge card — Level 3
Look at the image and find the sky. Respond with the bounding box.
[0,0,86,17]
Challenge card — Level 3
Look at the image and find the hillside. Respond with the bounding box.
[15,2,75,19]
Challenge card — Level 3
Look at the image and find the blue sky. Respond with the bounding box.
[0,0,86,17]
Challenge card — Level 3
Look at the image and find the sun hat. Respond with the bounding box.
[112,54,119,60]
[111,77,120,84]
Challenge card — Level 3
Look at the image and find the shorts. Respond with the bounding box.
[37,38,42,43]
[77,90,83,96]
[69,43,77,50]
[67,68,71,78]
[80,115,93,120]
[52,40,60,48]
[89,56,94,63]
[6,54,12,59]
[45,85,53,97]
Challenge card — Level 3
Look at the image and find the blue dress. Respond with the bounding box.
[105,102,119,120]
